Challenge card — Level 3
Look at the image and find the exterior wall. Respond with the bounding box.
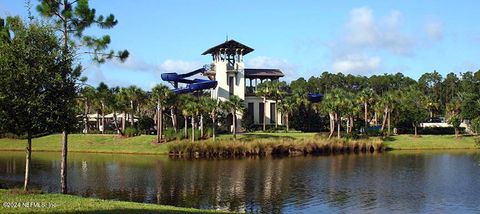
[212,61,228,101]
[212,60,246,132]
[212,61,245,101]
[210,51,283,130]
[244,96,283,125]
[235,62,245,100]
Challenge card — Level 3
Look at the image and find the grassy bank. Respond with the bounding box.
[169,137,384,158]
[0,134,169,154]
[0,133,477,156]
[0,189,223,213]
[383,135,479,150]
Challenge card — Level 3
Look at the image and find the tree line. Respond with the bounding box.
[77,82,245,141]
[287,71,480,136]
[72,69,480,141]
[0,0,128,194]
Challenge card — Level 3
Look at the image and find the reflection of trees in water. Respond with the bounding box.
[1,151,480,213]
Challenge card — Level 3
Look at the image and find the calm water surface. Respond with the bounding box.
[1,150,479,213]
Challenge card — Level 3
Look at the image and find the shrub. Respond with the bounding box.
[137,116,154,135]
[163,128,177,141]
[0,132,51,139]
[168,138,384,158]
[419,127,465,135]
[471,117,480,135]
[241,114,255,132]
[124,127,139,137]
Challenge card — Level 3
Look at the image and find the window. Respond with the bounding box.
[259,102,264,124]
[270,103,276,124]
[229,76,234,96]
[247,103,254,122]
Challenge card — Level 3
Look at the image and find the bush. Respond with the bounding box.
[344,132,363,140]
[449,116,461,129]
[0,132,51,139]
[168,138,385,158]
[366,128,382,136]
[124,127,139,137]
[419,127,465,135]
[137,116,154,135]
[471,117,480,134]
[241,114,255,132]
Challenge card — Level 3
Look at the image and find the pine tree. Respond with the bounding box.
[37,0,129,194]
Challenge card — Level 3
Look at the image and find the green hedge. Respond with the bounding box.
[419,127,465,135]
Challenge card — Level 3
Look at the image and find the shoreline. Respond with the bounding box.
[0,147,477,156]
[0,148,170,155]
[0,189,225,213]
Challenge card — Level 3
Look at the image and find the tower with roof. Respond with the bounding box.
[203,40,285,131]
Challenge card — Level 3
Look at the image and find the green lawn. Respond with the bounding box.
[0,189,225,213]
[0,133,478,155]
[0,134,170,155]
[0,132,320,155]
[382,135,479,150]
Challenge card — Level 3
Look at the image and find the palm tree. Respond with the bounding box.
[96,82,110,133]
[343,91,359,134]
[426,97,439,118]
[277,95,296,132]
[118,87,129,132]
[322,88,349,139]
[203,97,222,141]
[378,91,397,136]
[151,84,172,143]
[446,97,462,118]
[268,81,287,128]
[79,86,96,134]
[358,88,376,133]
[181,107,189,139]
[198,96,215,139]
[125,86,144,127]
[166,93,179,133]
[107,87,124,135]
[222,95,245,139]
[256,81,272,131]
[179,95,193,139]
[319,92,337,138]
[183,101,200,142]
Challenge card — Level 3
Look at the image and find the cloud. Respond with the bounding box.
[246,56,300,82]
[332,54,381,74]
[342,7,415,55]
[156,59,205,74]
[82,62,107,86]
[327,7,418,75]
[107,54,155,72]
[425,19,443,40]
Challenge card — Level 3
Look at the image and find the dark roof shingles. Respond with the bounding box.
[202,40,254,55]
[244,68,284,78]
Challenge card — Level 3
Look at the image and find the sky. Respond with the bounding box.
[1,0,480,89]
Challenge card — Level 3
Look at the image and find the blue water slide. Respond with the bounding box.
[308,93,324,103]
[161,68,218,94]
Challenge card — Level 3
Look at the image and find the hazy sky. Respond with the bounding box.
[1,0,479,89]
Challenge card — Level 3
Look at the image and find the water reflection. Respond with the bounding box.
[0,151,479,213]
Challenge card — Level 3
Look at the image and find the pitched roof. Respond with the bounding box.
[202,40,254,55]
[245,68,284,78]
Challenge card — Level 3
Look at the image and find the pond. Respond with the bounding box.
[1,150,479,213]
